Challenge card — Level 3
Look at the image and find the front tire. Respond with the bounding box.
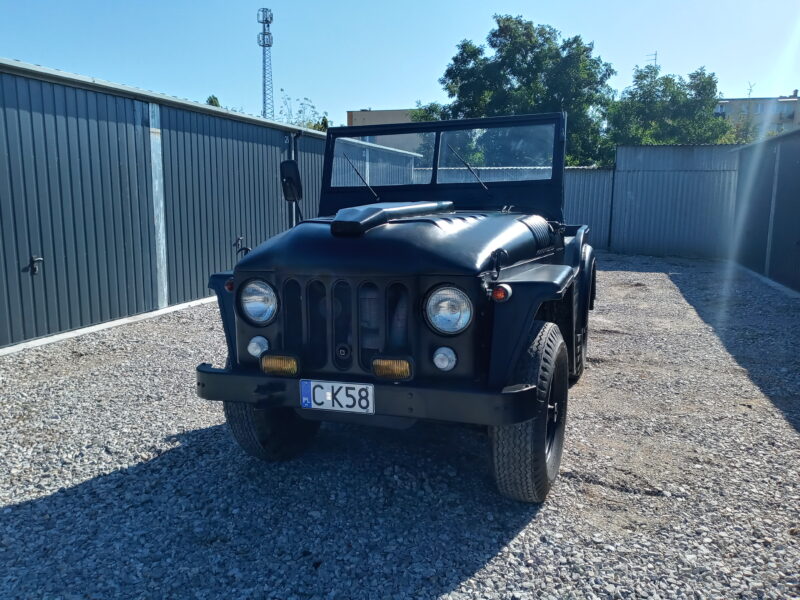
[224,403,320,461]
[490,321,569,503]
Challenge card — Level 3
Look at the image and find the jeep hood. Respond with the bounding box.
[236,203,554,277]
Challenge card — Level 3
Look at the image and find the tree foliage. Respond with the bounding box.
[718,113,757,144]
[278,90,330,131]
[606,65,731,146]
[415,16,743,164]
[205,95,221,107]
[412,15,616,165]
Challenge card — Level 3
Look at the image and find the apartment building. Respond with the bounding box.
[716,91,799,135]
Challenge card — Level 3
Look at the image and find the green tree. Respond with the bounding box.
[607,65,731,145]
[719,111,757,144]
[278,90,331,131]
[412,15,616,165]
[206,95,221,107]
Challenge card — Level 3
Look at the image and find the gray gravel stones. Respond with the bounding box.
[1,253,798,599]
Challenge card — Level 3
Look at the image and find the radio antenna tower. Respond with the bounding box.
[257,8,274,119]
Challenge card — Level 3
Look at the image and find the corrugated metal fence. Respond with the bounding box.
[734,130,800,292]
[610,146,740,257]
[0,70,158,347]
[1,58,769,348]
[564,168,613,250]
[0,59,326,347]
[159,106,293,304]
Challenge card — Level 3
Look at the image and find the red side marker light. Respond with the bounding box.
[491,284,512,303]
[224,278,235,292]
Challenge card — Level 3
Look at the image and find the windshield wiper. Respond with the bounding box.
[342,153,379,201]
[446,143,490,195]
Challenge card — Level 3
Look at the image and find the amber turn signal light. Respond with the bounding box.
[372,358,412,380]
[491,284,512,303]
[261,355,298,377]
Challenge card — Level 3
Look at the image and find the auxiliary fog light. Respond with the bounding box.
[247,336,270,358]
[433,347,457,371]
[372,358,412,380]
[261,355,298,377]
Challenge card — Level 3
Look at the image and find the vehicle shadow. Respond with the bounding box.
[601,252,800,433]
[1,422,539,598]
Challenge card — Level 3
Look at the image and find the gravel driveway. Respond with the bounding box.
[1,253,798,599]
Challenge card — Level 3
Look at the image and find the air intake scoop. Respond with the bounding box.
[331,201,454,236]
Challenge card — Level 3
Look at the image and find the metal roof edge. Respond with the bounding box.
[563,165,614,170]
[337,136,422,158]
[732,128,800,151]
[0,57,327,139]
[348,108,414,113]
[719,96,799,102]
[617,143,743,149]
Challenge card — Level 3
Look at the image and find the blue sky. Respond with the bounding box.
[1,0,799,125]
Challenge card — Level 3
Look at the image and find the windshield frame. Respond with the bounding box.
[319,113,566,220]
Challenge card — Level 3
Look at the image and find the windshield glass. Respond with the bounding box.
[331,132,435,187]
[438,123,555,183]
[330,122,556,187]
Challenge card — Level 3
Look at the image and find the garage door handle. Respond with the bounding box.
[29,255,43,275]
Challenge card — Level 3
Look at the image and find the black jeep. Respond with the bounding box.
[196,113,596,503]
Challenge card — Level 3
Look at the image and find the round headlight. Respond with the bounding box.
[425,286,473,335]
[240,280,278,325]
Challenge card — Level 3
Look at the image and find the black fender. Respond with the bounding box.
[563,225,589,268]
[209,271,236,364]
[578,244,596,328]
[488,264,576,388]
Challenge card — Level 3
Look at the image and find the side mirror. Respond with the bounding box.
[280,160,303,204]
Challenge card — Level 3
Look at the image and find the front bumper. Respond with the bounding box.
[196,363,536,426]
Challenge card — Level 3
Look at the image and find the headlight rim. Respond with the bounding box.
[423,284,474,336]
[238,278,279,326]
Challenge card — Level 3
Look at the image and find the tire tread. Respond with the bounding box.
[490,321,568,503]
[224,402,319,461]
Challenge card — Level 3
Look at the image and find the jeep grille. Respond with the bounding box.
[281,278,410,375]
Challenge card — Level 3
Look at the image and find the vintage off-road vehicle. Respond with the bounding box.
[196,113,596,502]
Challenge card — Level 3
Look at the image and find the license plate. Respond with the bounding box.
[300,379,375,414]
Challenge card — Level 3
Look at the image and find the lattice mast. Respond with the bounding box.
[257,8,274,119]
